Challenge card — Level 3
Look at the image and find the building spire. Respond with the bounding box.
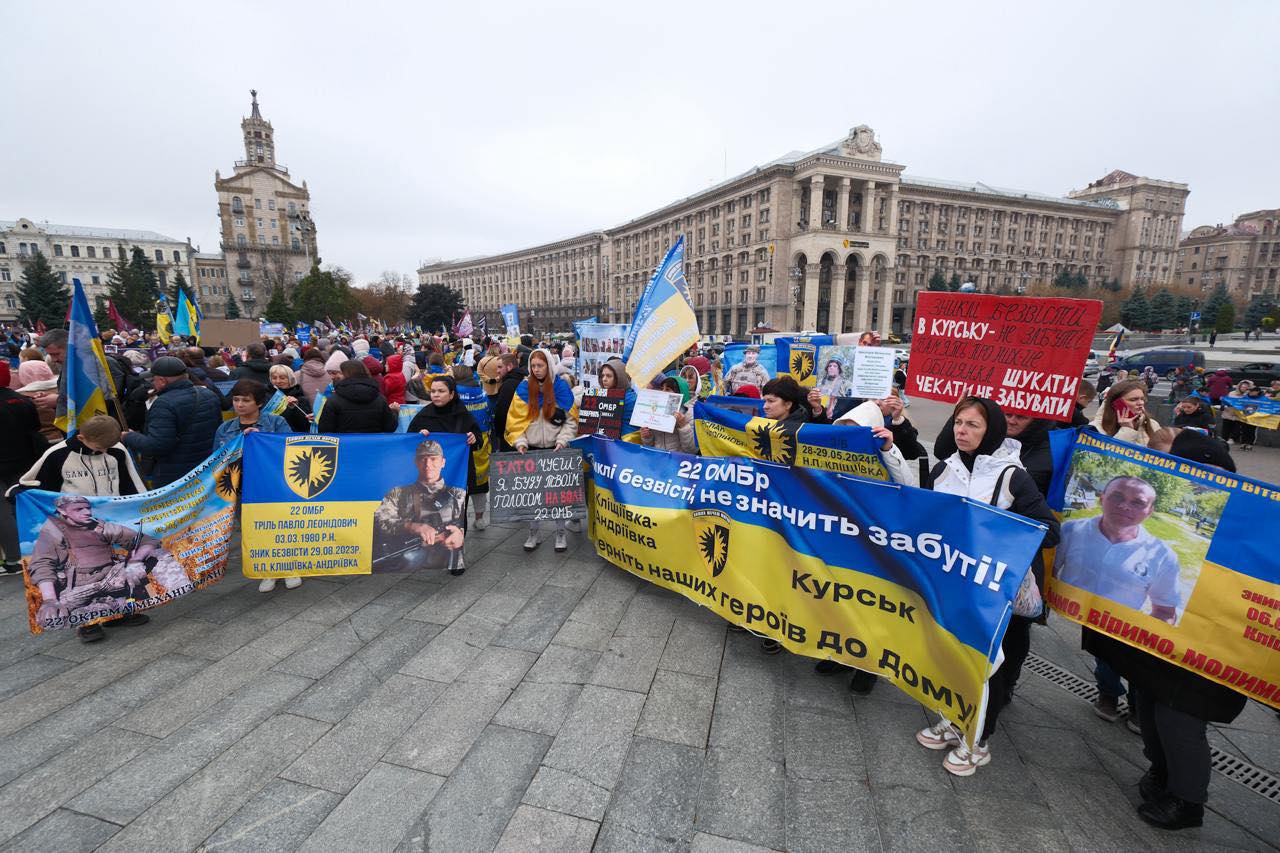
[250,89,261,120]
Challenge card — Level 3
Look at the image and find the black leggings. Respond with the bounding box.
[982,616,1033,742]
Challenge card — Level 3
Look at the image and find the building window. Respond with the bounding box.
[54,244,63,256]
[232,197,244,214]
[0,268,9,281]
[291,238,301,251]
[0,242,5,254]
[258,235,266,245]
[237,234,247,248]
[271,219,277,229]
[91,275,100,285]
[57,271,66,283]
[70,245,80,257]
[103,247,112,259]
[272,236,280,245]
[85,246,96,258]
[268,199,276,210]
[288,202,297,215]
[256,218,264,229]
[255,198,262,209]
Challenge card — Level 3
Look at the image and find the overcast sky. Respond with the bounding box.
[4,1,1277,286]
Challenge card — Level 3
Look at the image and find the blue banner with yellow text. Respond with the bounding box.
[588,437,1049,744]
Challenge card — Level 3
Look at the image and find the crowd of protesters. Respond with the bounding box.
[0,320,1269,831]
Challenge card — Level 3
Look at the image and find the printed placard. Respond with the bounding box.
[815,345,896,400]
[631,389,682,432]
[907,293,1102,422]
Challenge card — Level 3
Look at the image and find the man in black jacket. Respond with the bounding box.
[490,354,526,452]
[230,343,273,385]
[122,357,222,487]
[0,362,45,574]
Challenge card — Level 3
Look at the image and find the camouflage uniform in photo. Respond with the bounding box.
[28,515,155,622]
[373,478,467,572]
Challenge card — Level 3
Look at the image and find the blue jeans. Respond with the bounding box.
[1095,656,1126,699]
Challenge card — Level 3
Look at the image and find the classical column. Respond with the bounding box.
[828,262,849,335]
[808,176,825,229]
[863,181,877,233]
[836,177,851,233]
[801,264,821,331]
[854,265,871,332]
[886,183,900,237]
[877,266,895,336]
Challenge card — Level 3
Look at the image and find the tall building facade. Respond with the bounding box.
[1176,209,1280,300]
[420,126,1188,337]
[0,218,196,322]
[214,91,319,316]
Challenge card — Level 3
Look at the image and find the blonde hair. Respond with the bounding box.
[269,364,295,385]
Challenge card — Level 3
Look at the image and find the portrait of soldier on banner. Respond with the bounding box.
[372,439,468,574]
[25,495,176,630]
[1053,456,1228,626]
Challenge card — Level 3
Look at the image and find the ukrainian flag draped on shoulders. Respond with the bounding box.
[56,279,119,435]
[504,358,578,449]
[622,236,699,386]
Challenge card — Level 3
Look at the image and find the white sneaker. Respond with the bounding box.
[473,515,488,531]
[258,578,277,593]
[523,533,539,552]
[942,741,991,777]
[915,719,961,750]
[554,530,568,552]
[284,576,302,589]
[564,518,582,533]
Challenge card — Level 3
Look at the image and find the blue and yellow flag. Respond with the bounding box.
[55,279,119,435]
[504,375,577,449]
[155,292,174,342]
[1218,395,1280,430]
[173,288,201,342]
[622,237,699,386]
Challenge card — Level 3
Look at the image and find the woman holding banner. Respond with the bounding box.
[407,375,485,541]
[505,349,578,553]
[641,376,697,454]
[268,365,312,433]
[214,380,293,450]
[597,358,637,440]
[907,396,1059,776]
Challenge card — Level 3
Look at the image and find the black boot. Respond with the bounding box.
[1138,768,1167,802]
[849,670,877,695]
[1137,794,1204,830]
[814,659,848,675]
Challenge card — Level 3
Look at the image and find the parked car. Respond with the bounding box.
[1224,361,1280,386]
[1103,348,1205,381]
[1082,351,1101,378]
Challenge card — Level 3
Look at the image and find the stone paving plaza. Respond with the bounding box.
[0,518,1275,852]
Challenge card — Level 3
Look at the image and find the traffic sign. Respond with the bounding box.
[1190,312,1201,321]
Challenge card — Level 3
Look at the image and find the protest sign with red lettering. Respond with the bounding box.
[577,389,625,440]
[906,293,1102,422]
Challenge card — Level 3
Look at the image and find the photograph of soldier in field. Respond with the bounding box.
[371,440,467,574]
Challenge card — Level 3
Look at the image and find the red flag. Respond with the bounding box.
[108,300,134,331]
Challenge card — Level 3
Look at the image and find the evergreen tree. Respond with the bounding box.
[264,284,296,325]
[1201,283,1231,331]
[16,250,70,328]
[1173,294,1196,326]
[1244,293,1276,330]
[947,273,962,292]
[291,264,359,325]
[1120,287,1150,330]
[408,283,464,332]
[1148,288,1175,331]
[108,246,161,330]
[926,269,948,291]
[92,297,111,332]
[1100,278,1122,292]
[225,293,242,319]
[1052,270,1070,288]
[1215,300,1235,334]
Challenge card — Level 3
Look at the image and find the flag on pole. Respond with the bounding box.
[456,311,473,338]
[622,236,699,385]
[174,289,193,338]
[476,315,488,338]
[55,279,119,436]
[155,292,174,342]
[107,300,134,331]
[1107,329,1125,363]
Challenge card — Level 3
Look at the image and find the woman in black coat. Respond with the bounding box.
[406,375,484,494]
[268,364,313,433]
[1171,396,1216,431]
[317,360,397,434]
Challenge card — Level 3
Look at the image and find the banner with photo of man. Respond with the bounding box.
[16,438,245,634]
[693,401,889,480]
[588,437,1050,746]
[774,335,834,387]
[576,322,632,390]
[1047,429,1280,710]
[1217,395,1280,430]
[241,432,470,579]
